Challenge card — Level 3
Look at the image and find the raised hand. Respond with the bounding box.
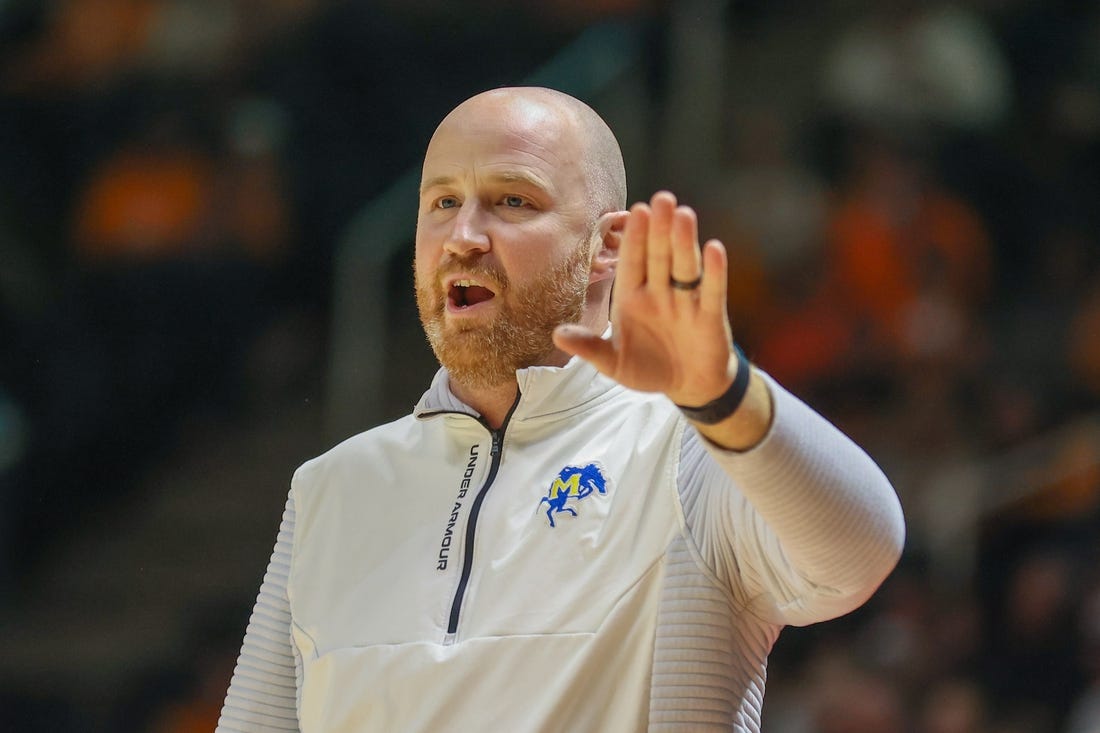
[553,191,737,408]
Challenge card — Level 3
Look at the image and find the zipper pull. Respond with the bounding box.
[490,431,503,457]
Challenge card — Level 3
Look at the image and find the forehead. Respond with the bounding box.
[421,97,586,193]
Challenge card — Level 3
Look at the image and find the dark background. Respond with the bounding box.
[1,1,1099,731]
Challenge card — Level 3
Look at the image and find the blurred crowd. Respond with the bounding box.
[694,3,1100,732]
[1,1,1099,731]
[0,0,581,580]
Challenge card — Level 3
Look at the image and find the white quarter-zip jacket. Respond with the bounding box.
[217,356,904,732]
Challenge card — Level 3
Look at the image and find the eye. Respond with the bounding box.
[501,195,527,208]
[436,196,459,210]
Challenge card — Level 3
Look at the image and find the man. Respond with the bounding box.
[217,87,904,732]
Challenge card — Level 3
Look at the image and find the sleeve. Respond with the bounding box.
[677,371,905,627]
[216,491,301,732]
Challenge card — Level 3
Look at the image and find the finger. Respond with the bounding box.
[553,324,618,374]
[670,205,702,289]
[616,203,649,291]
[698,239,729,317]
[645,191,676,293]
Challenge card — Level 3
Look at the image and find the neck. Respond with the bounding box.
[448,379,519,430]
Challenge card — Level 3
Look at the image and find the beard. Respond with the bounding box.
[415,241,591,390]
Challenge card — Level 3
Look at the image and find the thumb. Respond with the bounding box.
[553,324,617,373]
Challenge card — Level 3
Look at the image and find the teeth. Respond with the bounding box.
[453,279,476,287]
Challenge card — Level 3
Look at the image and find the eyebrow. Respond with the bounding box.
[419,171,552,195]
[419,175,457,193]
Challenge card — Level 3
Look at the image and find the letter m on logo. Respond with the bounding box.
[539,462,609,528]
[549,472,581,499]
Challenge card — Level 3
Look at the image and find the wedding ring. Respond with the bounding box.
[669,276,702,291]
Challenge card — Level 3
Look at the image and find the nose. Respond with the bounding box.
[444,201,491,256]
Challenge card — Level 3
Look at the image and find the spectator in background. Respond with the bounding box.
[748,259,854,400]
[699,104,829,355]
[822,135,991,369]
[7,95,292,571]
[72,109,217,260]
[215,97,292,263]
[751,131,994,466]
[1,0,155,93]
[815,1,1015,303]
[820,2,1011,139]
[1,0,327,93]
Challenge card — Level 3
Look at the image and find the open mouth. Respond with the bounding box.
[447,279,497,310]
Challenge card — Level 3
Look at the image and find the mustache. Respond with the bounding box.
[434,254,510,290]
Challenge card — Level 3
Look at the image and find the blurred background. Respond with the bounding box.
[1,0,1099,730]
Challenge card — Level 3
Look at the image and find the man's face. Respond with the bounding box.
[414,94,597,388]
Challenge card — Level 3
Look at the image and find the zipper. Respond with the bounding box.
[442,394,519,645]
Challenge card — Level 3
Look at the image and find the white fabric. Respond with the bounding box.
[217,357,904,732]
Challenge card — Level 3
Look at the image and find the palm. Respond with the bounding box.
[556,192,736,407]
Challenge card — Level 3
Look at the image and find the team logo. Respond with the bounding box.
[538,462,609,528]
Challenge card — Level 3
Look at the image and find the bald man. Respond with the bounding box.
[217,87,904,732]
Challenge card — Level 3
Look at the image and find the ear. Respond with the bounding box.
[589,210,628,284]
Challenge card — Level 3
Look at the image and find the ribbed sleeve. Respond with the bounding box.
[216,493,300,732]
[678,373,905,627]
[649,534,781,731]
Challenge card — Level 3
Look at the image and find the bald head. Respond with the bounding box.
[415,87,629,388]
[428,87,627,221]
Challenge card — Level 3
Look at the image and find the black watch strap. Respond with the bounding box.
[675,345,751,425]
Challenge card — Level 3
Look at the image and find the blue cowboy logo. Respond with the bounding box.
[539,462,608,528]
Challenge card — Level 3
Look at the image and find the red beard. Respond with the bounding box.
[415,243,591,389]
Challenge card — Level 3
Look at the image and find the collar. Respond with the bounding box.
[413,327,623,423]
